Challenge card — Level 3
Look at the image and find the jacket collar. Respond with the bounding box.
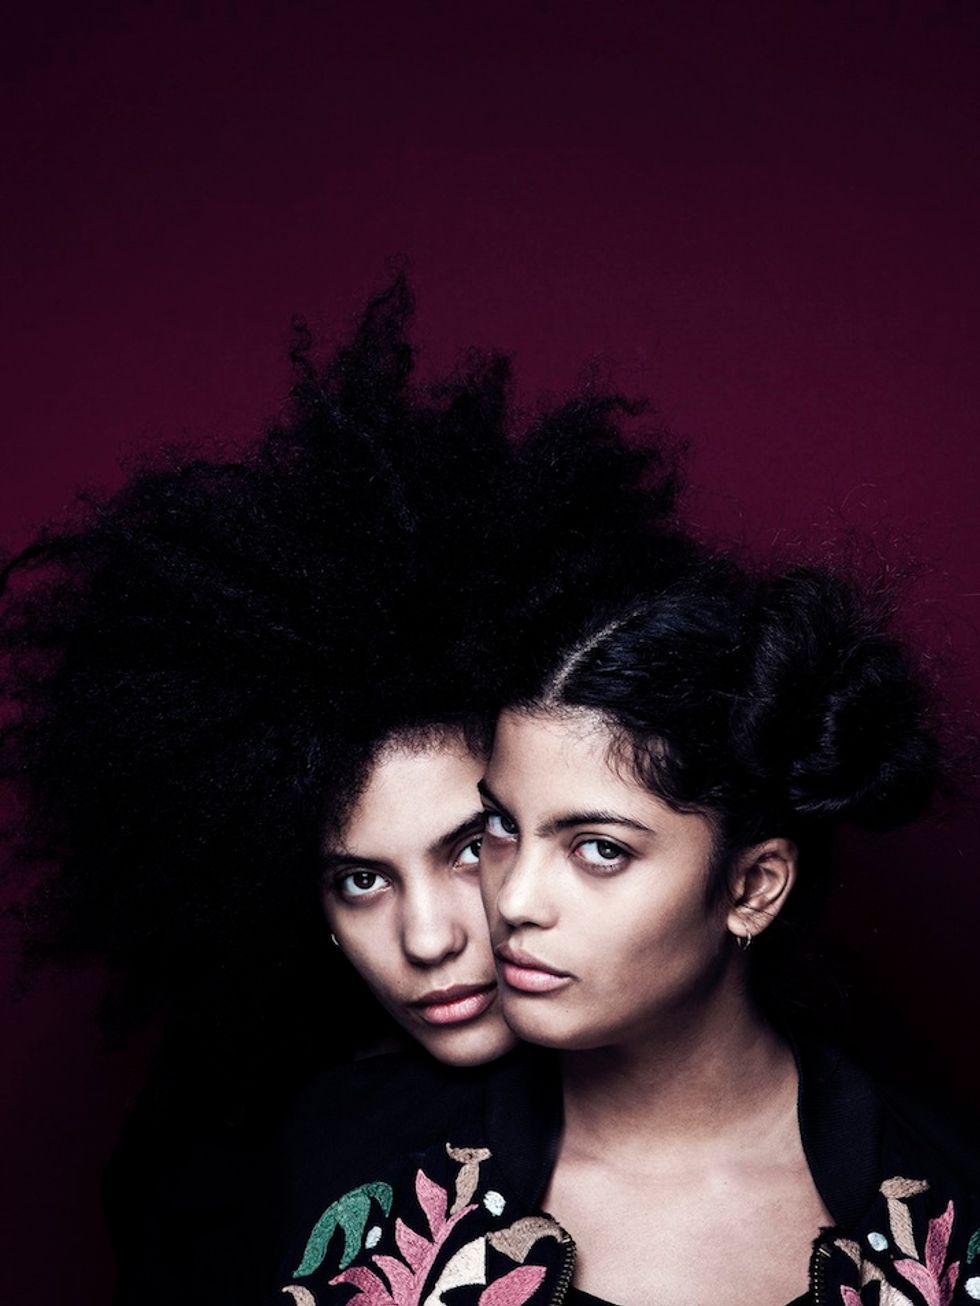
[480,1044,562,1205]
[793,1033,883,1229]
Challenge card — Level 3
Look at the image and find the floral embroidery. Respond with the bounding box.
[285,1145,563,1305]
[966,1231,980,1299]
[487,1218,565,1263]
[445,1146,492,1213]
[295,1181,394,1276]
[892,1199,959,1305]
[835,1178,963,1306]
[883,1178,931,1259]
[330,1166,477,1303]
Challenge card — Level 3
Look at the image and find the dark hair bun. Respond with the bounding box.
[737,567,941,829]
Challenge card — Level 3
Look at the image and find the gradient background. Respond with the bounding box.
[2,3,979,1301]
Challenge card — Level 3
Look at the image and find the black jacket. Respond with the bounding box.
[271,1038,980,1305]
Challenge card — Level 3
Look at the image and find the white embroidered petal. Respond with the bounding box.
[964,1277,980,1300]
[868,1232,888,1252]
[424,1235,487,1302]
[483,1190,506,1216]
[365,1225,382,1249]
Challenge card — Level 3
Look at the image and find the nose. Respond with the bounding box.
[400,877,468,968]
[491,843,558,931]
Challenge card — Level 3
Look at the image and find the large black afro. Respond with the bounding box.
[0,278,687,1121]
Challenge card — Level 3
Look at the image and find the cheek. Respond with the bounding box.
[320,889,352,938]
[592,882,720,978]
[455,881,494,947]
[329,907,404,998]
[477,847,505,913]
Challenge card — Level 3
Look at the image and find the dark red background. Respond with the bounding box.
[3,3,979,1301]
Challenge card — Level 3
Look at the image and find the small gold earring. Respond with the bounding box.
[735,929,753,952]
[330,933,340,948]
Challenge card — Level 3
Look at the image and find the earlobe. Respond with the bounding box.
[726,837,798,943]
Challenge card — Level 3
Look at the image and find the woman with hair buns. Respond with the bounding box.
[276,489,980,1303]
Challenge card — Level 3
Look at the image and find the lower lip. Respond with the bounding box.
[499,961,573,994]
[414,986,498,1026]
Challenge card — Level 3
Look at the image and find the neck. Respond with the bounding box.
[559,985,796,1157]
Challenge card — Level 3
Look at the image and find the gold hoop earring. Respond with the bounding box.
[330,933,340,948]
[735,929,753,952]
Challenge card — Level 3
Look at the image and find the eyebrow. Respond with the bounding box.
[319,849,390,873]
[478,780,655,839]
[427,810,485,859]
[537,811,655,838]
[320,810,485,871]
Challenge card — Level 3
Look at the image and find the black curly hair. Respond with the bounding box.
[4,272,944,1122]
[500,531,943,1021]
[0,278,689,1125]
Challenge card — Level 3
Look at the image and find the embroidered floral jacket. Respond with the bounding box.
[273,1039,980,1306]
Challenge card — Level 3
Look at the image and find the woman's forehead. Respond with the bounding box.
[488,708,640,803]
[486,707,716,858]
[335,736,485,857]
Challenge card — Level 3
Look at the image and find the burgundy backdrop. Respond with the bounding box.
[3,3,979,1302]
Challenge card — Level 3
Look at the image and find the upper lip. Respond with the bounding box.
[495,943,571,978]
[408,981,497,1008]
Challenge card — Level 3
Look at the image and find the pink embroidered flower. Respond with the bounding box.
[893,1200,960,1306]
[477,1264,547,1305]
[330,1167,475,1306]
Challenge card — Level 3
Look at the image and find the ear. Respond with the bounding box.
[725,837,798,945]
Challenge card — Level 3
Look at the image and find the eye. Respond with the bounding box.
[484,810,518,839]
[336,868,390,899]
[574,838,630,872]
[455,836,483,867]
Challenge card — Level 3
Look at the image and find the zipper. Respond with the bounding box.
[807,1236,831,1306]
[549,1233,576,1305]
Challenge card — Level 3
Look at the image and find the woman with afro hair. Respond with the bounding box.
[0,279,689,1303]
[269,369,980,1303]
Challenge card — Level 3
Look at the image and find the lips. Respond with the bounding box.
[495,943,574,995]
[409,981,498,1026]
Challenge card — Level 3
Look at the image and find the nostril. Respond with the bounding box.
[402,925,466,968]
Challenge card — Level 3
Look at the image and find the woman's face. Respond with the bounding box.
[321,733,516,1066]
[479,706,735,1053]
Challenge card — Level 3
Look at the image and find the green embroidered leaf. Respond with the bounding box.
[968,1226,980,1263]
[294,1181,394,1276]
[363,1180,394,1217]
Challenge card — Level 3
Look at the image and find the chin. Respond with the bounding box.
[497,996,596,1051]
[419,1021,518,1067]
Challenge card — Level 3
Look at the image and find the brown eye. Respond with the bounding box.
[485,811,518,838]
[337,869,388,898]
[575,839,629,871]
[456,837,482,866]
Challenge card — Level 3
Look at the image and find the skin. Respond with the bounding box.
[479,706,830,1306]
[320,731,516,1067]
